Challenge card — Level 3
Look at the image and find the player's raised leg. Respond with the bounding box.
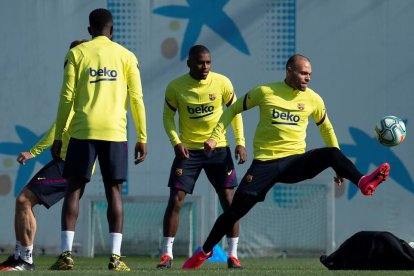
[296,148,390,196]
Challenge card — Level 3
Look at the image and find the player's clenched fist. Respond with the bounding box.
[204,138,217,152]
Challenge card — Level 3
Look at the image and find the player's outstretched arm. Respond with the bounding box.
[26,123,56,158]
[134,142,147,164]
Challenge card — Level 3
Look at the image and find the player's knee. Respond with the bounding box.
[172,189,186,200]
[329,147,341,155]
[218,188,235,205]
[330,147,344,161]
[322,147,342,161]
[171,201,183,213]
[168,195,185,212]
[15,192,31,210]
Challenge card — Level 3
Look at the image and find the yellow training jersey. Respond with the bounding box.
[163,72,245,150]
[211,81,339,161]
[55,36,146,143]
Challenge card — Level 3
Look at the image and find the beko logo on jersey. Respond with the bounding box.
[187,105,214,119]
[272,109,300,125]
[89,67,118,83]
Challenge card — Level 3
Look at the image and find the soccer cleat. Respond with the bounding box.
[156,255,173,269]
[182,250,212,269]
[0,255,17,270]
[8,257,35,271]
[49,251,74,270]
[227,256,242,269]
[108,254,130,271]
[358,163,390,196]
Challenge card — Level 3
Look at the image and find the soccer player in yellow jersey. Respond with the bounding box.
[49,9,147,272]
[157,45,246,269]
[183,54,391,269]
[0,40,85,272]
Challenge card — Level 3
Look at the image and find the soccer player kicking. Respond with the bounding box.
[182,54,390,269]
[0,40,85,272]
[49,9,147,271]
[157,45,247,269]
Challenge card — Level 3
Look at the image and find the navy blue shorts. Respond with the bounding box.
[236,150,321,201]
[63,138,128,182]
[168,147,237,194]
[26,159,67,209]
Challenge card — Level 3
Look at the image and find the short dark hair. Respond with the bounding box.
[286,54,310,70]
[89,8,113,30]
[188,45,210,59]
[69,39,88,49]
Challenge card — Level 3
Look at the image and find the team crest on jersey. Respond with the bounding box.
[297,103,305,110]
[245,174,253,183]
[175,168,183,176]
[209,94,216,101]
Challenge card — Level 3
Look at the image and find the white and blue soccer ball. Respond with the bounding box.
[374,115,406,147]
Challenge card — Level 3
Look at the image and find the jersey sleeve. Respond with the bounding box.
[312,93,339,148]
[211,86,263,142]
[163,83,181,146]
[222,78,245,146]
[127,54,147,143]
[55,50,76,140]
[29,123,56,157]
